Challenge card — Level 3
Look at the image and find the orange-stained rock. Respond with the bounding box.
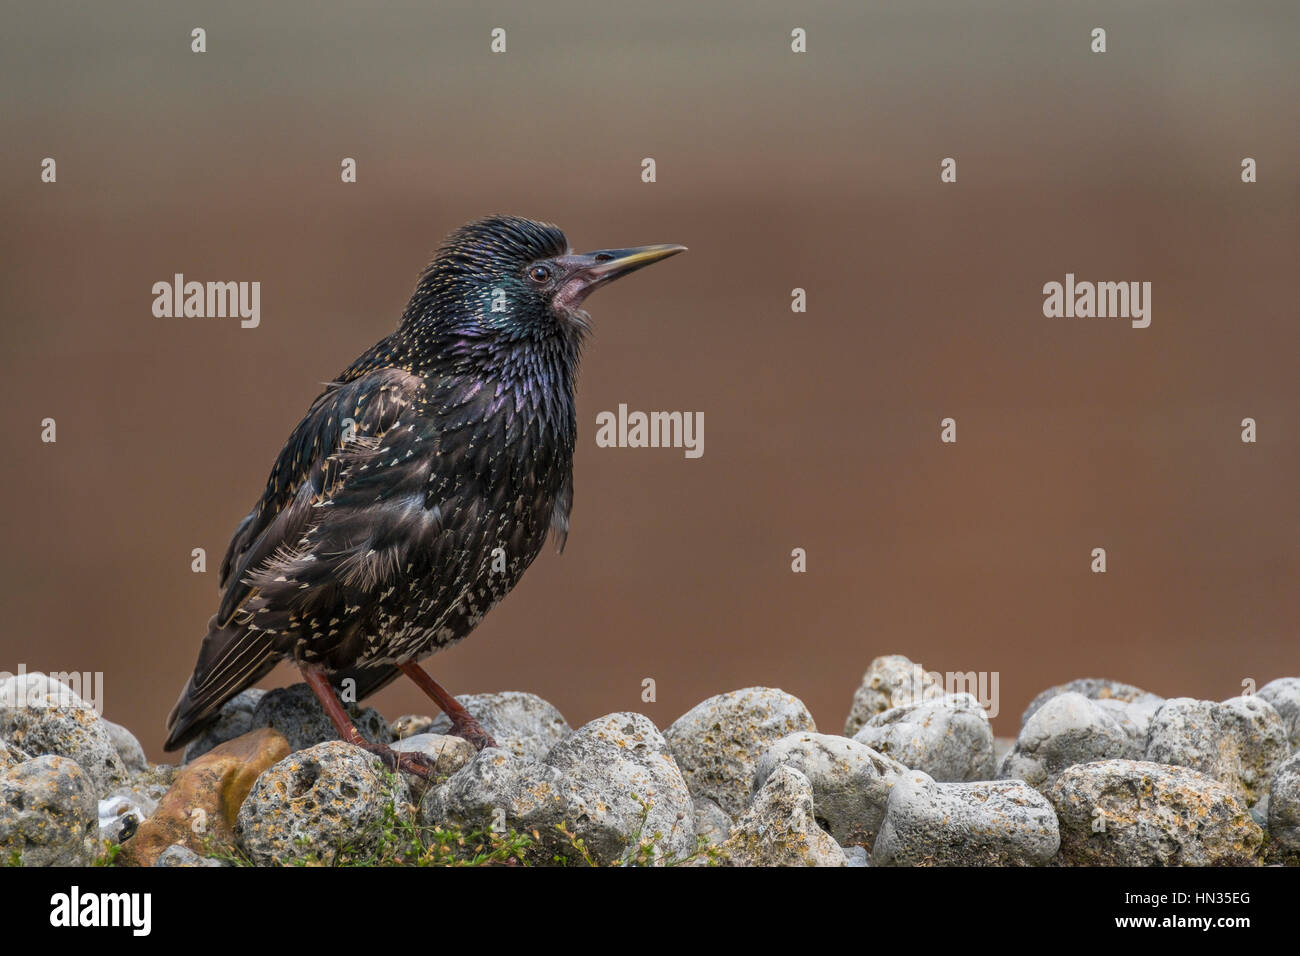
[118,728,288,866]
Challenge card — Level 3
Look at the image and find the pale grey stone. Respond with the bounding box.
[666,687,815,818]
[0,672,126,793]
[844,655,944,736]
[0,740,29,772]
[692,796,731,847]
[154,843,226,867]
[842,845,871,866]
[1267,750,1300,860]
[427,691,571,761]
[103,720,148,774]
[390,733,476,778]
[753,731,906,847]
[235,741,410,866]
[855,693,995,781]
[1145,696,1287,805]
[873,770,1059,866]
[421,748,594,865]
[998,692,1130,790]
[0,755,98,866]
[1094,696,1162,757]
[544,712,695,864]
[1257,678,1300,749]
[1021,678,1163,729]
[714,766,846,867]
[1049,759,1262,866]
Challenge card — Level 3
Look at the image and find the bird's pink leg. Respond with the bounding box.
[300,665,436,778]
[399,662,498,751]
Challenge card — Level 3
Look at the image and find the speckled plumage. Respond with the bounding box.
[165,217,626,751]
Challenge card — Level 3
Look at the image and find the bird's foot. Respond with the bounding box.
[356,741,438,779]
[447,716,497,752]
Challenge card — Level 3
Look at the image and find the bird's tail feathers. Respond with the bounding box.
[163,616,279,751]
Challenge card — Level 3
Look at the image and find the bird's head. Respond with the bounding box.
[402,216,686,353]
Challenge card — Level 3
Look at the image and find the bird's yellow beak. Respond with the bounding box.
[552,243,686,312]
[583,244,688,281]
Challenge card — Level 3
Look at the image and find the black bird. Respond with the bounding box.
[164,216,685,773]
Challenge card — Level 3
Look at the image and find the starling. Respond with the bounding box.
[164,216,685,773]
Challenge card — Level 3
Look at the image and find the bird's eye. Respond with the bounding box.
[528,265,552,283]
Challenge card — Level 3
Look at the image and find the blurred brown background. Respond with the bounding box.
[1,2,1296,760]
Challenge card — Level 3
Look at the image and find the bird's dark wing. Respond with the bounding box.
[165,367,424,750]
[234,379,512,656]
[216,367,425,625]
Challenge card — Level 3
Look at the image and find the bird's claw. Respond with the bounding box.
[357,741,438,779]
[448,717,497,752]
[393,750,439,779]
